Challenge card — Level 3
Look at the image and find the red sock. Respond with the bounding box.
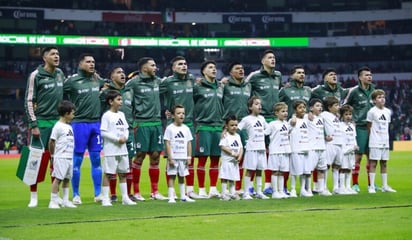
[109,174,117,196]
[209,156,220,187]
[131,162,141,194]
[185,157,195,186]
[30,184,37,192]
[236,167,244,191]
[264,169,272,184]
[126,172,133,195]
[366,162,370,186]
[197,156,207,188]
[312,170,318,184]
[283,172,289,188]
[352,162,360,185]
[149,164,159,193]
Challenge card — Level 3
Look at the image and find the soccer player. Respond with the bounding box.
[238,96,269,200]
[343,66,376,192]
[159,56,197,199]
[367,89,396,193]
[24,46,65,207]
[48,100,76,209]
[222,62,251,193]
[219,115,243,201]
[321,96,344,195]
[164,104,196,203]
[305,98,331,196]
[64,53,106,204]
[265,102,291,199]
[193,60,224,198]
[288,100,312,198]
[100,90,136,206]
[245,50,282,195]
[100,67,136,202]
[127,57,166,200]
[340,104,359,194]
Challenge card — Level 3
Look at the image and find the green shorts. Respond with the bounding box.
[30,126,53,150]
[356,127,369,154]
[196,128,222,156]
[134,123,164,153]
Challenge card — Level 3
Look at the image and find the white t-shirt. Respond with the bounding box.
[289,117,310,153]
[367,106,391,148]
[321,111,344,145]
[50,121,74,158]
[164,123,193,160]
[305,114,326,150]
[219,132,243,162]
[101,110,129,156]
[341,121,357,154]
[265,119,291,154]
[238,114,268,151]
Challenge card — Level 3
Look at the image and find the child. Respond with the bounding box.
[289,100,312,197]
[321,96,343,195]
[219,115,243,201]
[164,104,196,203]
[238,96,269,200]
[367,89,396,193]
[265,102,291,199]
[340,104,359,194]
[101,90,136,206]
[305,98,331,196]
[48,100,77,209]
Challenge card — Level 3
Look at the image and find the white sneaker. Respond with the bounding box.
[57,197,63,205]
[289,189,297,198]
[271,192,283,199]
[122,197,137,205]
[280,192,290,199]
[48,200,60,209]
[220,194,231,201]
[62,200,77,208]
[368,186,376,194]
[346,187,358,195]
[28,198,38,208]
[168,198,176,203]
[133,193,146,201]
[230,194,241,200]
[300,190,313,197]
[242,194,253,200]
[209,189,221,198]
[382,186,397,193]
[319,190,332,196]
[181,197,196,202]
[94,194,104,202]
[187,191,200,199]
[72,196,82,205]
[150,192,167,200]
[102,198,112,207]
[198,188,209,199]
[255,193,269,199]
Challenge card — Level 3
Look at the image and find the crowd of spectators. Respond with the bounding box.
[0,112,27,154]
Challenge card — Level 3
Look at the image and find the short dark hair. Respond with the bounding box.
[228,61,242,73]
[200,60,216,76]
[106,90,121,104]
[78,53,94,62]
[293,99,306,110]
[290,65,304,75]
[357,66,371,78]
[323,96,339,111]
[171,104,185,114]
[340,104,353,118]
[309,98,322,107]
[224,115,238,125]
[247,96,260,112]
[260,49,275,60]
[137,57,154,71]
[41,46,58,57]
[108,66,122,79]
[322,68,336,80]
[170,56,186,67]
[57,100,75,117]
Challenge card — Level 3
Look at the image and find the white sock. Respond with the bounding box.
[229,182,235,195]
[186,185,194,193]
[256,176,262,194]
[221,183,227,196]
[339,173,345,189]
[332,169,339,190]
[299,175,306,193]
[244,176,251,195]
[102,186,110,199]
[278,175,284,193]
[264,182,271,189]
[62,187,69,201]
[345,173,351,189]
[369,173,376,188]
[179,184,185,199]
[271,175,278,192]
[306,175,312,192]
[381,173,388,188]
[31,191,38,199]
[51,192,59,201]
[168,187,175,200]
[119,182,128,199]
[318,178,325,192]
[291,175,296,190]
[209,186,218,193]
[324,170,329,190]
